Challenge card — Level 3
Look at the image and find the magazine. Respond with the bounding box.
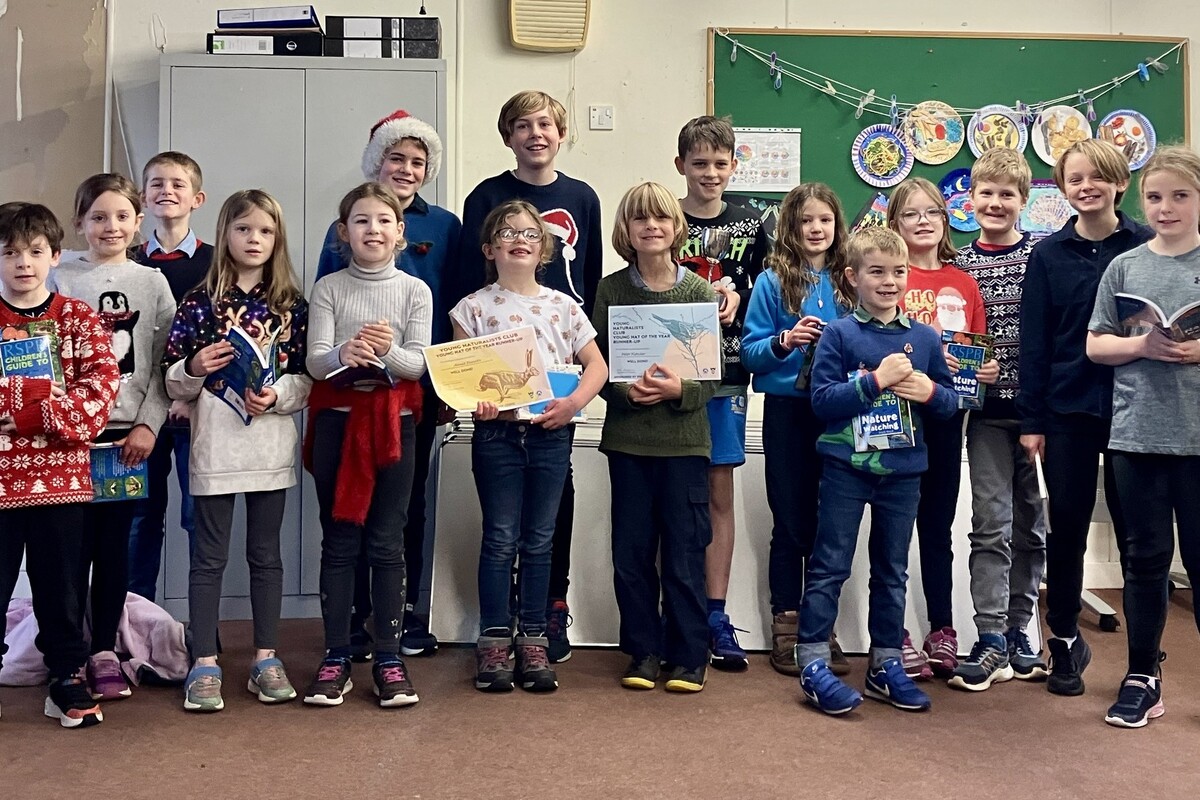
[89,443,150,503]
[850,370,915,452]
[327,357,397,390]
[1115,293,1200,342]
[516,364,586,422]
[208,326,280,425]
[941,330,995,410]
[0,321,63,382]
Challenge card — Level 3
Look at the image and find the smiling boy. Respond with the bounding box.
[457,90,603,663]
[797,226,957,716]
[951,148,1048,691]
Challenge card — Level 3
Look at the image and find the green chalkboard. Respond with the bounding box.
[708,29,1189,237]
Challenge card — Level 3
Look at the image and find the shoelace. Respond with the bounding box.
[1008,629,1036,657]
[518,646,549,670]
[257,665,287,687]
[713,619,748,651]
[377,663,409,685]
[928,633,957,660]
[478,647,510,670]
[964,640,996,665]
[1047,640,1073,675]
[546,606,572,638]
[190,674,222,697]
[316,661,347,682]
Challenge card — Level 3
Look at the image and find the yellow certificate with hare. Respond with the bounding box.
[422,326,554,411]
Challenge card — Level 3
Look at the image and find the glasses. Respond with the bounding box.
[495,227,544,243]
[898,208,945,224]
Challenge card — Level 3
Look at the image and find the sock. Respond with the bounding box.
[327,646,352,661]
[706,598,726,616]
[1057,635,1077,649]
[375,652,402,665]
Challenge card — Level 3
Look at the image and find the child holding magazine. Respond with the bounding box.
[451,200,606,693]
[164,189,310,713]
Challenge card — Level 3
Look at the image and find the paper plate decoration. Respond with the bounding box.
[1019,179,1073,235]
[967,104,1028,157]
[939,168,978,232]
[901,101,964,165]
[852,125,913,188]
[1097,109,1157,171]
[1031,105,1092,167]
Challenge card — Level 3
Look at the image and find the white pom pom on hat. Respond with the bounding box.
[360,109,443,186]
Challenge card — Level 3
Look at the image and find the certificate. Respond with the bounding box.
[422,326,554,412]
[608,303,722,383]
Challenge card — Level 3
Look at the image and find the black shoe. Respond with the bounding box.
[621,655,659,690]
[546,599,572,664]
[350,624,374,663]
[400,613,439,657]
[1047,635,1092,696]
[664,663,707,693]
[1105,671,1165,728]
[45,674,103,728]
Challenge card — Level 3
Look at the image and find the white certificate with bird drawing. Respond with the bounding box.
[422,326,554,412]
[607,303,722,383]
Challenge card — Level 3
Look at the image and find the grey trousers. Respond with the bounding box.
[965,417,1047,636]
[189,490,287,658]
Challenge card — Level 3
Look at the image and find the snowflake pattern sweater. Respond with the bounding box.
[0,295,120,508]
[954,234,1037,420]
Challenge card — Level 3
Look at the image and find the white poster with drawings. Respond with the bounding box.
[729,127,802,192]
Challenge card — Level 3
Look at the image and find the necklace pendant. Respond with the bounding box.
[818,297,824,309]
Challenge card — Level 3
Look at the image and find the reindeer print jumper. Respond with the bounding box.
[49,259,174,436]
[449,283,597,370]
[163,283,311,495]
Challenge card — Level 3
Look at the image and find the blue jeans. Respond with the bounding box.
[472,420,571,635]
[127,426,195,601]
[797,460,920,669]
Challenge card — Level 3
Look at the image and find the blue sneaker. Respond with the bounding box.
[800,657,863,715]
[865,657,932,711]
[708,611,749,672]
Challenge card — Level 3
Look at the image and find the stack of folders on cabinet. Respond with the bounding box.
[323,14,442,59]
[207,5,325,56]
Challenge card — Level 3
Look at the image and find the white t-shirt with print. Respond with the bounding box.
[449,283,597,366]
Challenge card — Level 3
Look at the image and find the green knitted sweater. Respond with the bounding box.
[593,266,720,457]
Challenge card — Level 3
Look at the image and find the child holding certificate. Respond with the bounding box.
[592,182,721,693]
[450,200,607,693]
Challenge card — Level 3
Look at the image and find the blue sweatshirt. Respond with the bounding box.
[315,194,462,345]
[811,310,957,475]
[741,268,844,397]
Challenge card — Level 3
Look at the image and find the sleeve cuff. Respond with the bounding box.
[20,379,52,405]
[12,403,47,435]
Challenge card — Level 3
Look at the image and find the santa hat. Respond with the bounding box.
[361,109,443,186]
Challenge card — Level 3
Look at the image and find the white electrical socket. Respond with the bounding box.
[589,105,614,131]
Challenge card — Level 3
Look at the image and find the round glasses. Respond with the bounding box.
[897,208,945,224]
[496,228,544,243]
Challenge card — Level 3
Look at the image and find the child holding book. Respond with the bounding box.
[887,177,994,679]
[164,189,310,713]
[950,148,1047,691]
[50,174,176,702]
[1018,139,1152,696]
[593,182,720,693]
[0,202,120,727]
[451,200,607,693]
[303,182,431,708]
[797,226,957,716]
[1087,145,1200,728]
[741,182,855,676]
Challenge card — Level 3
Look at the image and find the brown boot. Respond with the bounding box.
[771,611,801,676]
[829,632,852,676]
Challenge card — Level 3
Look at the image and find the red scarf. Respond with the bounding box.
[303,380,423,525]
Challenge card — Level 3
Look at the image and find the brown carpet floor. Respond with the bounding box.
[4,590,1200,799]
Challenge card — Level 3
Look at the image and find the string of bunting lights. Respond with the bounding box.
[716,29,1184,128]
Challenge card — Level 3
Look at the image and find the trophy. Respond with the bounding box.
[696,227,731,311]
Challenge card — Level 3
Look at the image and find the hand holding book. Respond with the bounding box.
[339,337,379,368]
[1138,327,1194,363]
[891,371,934,403]
[356,319,394,357]
[188,340,237,377]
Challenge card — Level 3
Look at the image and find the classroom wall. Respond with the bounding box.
[103,0,1196,255]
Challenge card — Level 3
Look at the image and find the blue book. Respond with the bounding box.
[516,364,586,421]
[207,326,279,426]
[849,370,915,452]
[0,322,63,382]
[90,444,150,503]
[941,330,994,410]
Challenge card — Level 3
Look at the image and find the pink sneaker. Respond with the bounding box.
[87,651,131,701]
[902,630,933,681]
[923,627,959,678]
